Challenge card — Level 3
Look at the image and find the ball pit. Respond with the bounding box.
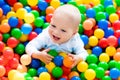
[1,0,120,80]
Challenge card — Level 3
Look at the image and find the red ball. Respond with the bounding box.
[0,41,5,52]
[3,49,14,60]
[112,20,120,31]
[116,10,120,18]
[107,35,118,46]
[31,6,40,11]
[45,0,51,3]
[8,58,19,69]
[0,33,3,41]
[6,0,17,6]
[1,77,9,80]
[84,29,93,37]
[17,19,24,28]
[46,13,53,23]
[14,53,20,60]
[61,66,71,75]
[7,37,19,48]
[0,57,4,66]
[114,30,120,38]
[98,38,108,48]
[28,31,38,41]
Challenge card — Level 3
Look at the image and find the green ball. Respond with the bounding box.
[98,62,108,70]
[93,6,102,13]
[78,4,86,14]
[15,43,25,55]
[31,10,39,19]
[43,22,50,29]
[86,54,98,64]
[95,67,105,78]
[81,14,86,24]
[115,0,120,6]
[11,28,22,39]
[48,49,58,57]
[78,24,84,34]
[80,72,86,80]
[23,73,31,78]
[34,17,44,27]
[2,33,10,43]
[115,61,120,70]
[67,0,77,7]
[95,12,106,21]
[108,60,116,69]
[19,0,27,6]
[88,63,98,70]
[97,4,104,12]
[28,68,37,77]
[25,77,34,80]
[52,67,63,78]
[102,76,112,80]
[71,66,78,71]
[105,5,116,15]
[100,0,105,5]
[40,10,46,16]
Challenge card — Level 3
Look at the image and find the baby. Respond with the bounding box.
[25,4,88,68]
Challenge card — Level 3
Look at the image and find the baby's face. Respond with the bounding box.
[48,13,77,44]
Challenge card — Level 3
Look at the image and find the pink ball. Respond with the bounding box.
[0,65,6,77]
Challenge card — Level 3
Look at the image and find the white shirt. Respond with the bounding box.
[25,28,88,60]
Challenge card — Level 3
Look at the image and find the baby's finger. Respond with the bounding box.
[44,48,50,52]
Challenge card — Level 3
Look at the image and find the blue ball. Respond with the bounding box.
[104,0,113,8]
[53,55,63,66]
[110,68,120,79]
[59,78,66,80]
[98,19,108,30]
[92,46,102,56]
[71,76,81,80]
[24,6,32,12]
[34,28,42,34]
[86,8,96,18]
[38,0,48,11]
[21,23,32,34]
[37,67,48,76]
[2,4,11,15]
[104,28,114,38]
[30,58,41,69]
[8,17,18,27]
[0,0,5,7]
[80,35,89,46]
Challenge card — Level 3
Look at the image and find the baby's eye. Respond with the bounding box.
[61,29,66,32]
[51,24,56,28]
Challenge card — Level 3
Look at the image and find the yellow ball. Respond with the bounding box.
[8,70,19,80]
[105,46,116,56]
[99,53,110,62]
[77,61,88,72]
[86,49,92,54]
[1,19,8,24]
[27,0,38,7]
[20,54,31,65]
[92,0,100,6]
[13,72,25,80]
[94,29,104,39]
[88,36,98,47]
[17,64,27,73]
[16,8,27,19]
[45,62,56,73]
[59,52,67,58]
[7,11,16,19]
[82,0,91,4]
[84,69,96,80]
[50,0,60,9]
[109,13,119,23]
[39,72,51,80]
[75,0,83,5]
[19,33,28,42]
[24,13,35,23]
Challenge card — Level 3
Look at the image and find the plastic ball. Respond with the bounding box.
[13,2,23,11]
[83,19,93,30]
[77,61,88,72]
[28,31,37,41]
[92,46,102,56]
[98,62,109,71]
[68,71,79,79]
[8,70,18,80]
[84,69,96,80]
[106,5,116,15]
[16,8,27,19]
[39,72,51,80]
[46,6,55,15]
[28,68,37,77]
[108,60,116,69]
[113,52,120,61]
[95,12,106,21]
[61,66,71,75]
[7,37,19,48]
[20,54,31,66]
[8,58,19,69]
[86,8,96,18]
[99,53,110,62]
[88,36,98,47]
[104,28,114,38]
[17,64,27,73]
[37,67,48,76]
[71,76,81,80]
[6,11,16,19]
[88,63,98,70]
[19,33,28,42]
[95,67,105,78]
[109,13,119,23]
[2,4,11,15]
[63,56,74,68]
[98,19,108,30]
[15,43,25,55]
[107,35,118,46]
[105,46,116,56]
[11,28,22,39]
[8,16,18,27]
[30,58,41,69]
[45,62,55,73]
[27,0,38,7]
[0,8,3,17]
[0,41,5,52]
[3,49,14,60]
[98,38,108,48]
[113,20,120,31]
[80,35,89,46]
[46,13,53,23]
[53,55,63,66]
[48,49,58,57]
[24,13,35,23]
[110,68,120,79]
[31,10,39,18]
[52,67,63,78]
[34,17,44,27]
[38,0,48,11]
[86,54,98,64]
[0,65,6,77]
[21,23,32,34]
[12,72,25,80]
[0,23,11,33]
[50,0,60,9]
[94,28,104,39]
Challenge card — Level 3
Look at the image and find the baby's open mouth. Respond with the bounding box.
[52,35,60,41]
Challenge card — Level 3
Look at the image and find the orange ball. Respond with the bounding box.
[83,19,93,30]
[0,23,11,33]
[0,8,3,17]
[63,56,74,68]
[46,6,55,15]
[13,2,23,11]
[113,52,120,61]
[68,71,79,79]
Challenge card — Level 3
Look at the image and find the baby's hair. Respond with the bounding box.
[54,4,81,28]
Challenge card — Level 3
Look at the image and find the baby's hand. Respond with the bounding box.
[39,49,54,64]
